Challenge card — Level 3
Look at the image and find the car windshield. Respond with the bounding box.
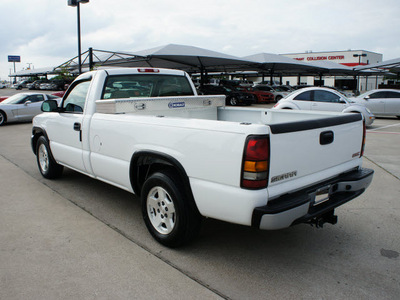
[357,91,372,98]
[273,87,285,92]
[1,93,28,104]
[278,86,292,91]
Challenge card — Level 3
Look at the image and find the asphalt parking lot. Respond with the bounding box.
[0,88,399,299]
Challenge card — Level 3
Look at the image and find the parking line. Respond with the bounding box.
[368,123,400,132]
[367,131,400,135]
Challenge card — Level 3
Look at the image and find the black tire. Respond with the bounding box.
[0,111,6,126]
[229,97,238,106]
[36,136,63,179]
[141,170,201,247]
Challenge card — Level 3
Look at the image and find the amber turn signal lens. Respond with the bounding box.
[244,160,268,172]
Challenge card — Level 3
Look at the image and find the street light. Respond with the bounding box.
[353,53,367,65]
[68,0,90,75]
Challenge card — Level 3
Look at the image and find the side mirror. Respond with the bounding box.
[24,100,32,106]
[364,96,370,100]
[41,100,59,112]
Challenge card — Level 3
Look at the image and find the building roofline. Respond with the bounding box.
[281,50,382,56]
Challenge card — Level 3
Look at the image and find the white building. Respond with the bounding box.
[281,50,383,92]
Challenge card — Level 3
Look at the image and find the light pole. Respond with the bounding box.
[353,53,367,65]
[353,53,367,93]
[68,0,90,75]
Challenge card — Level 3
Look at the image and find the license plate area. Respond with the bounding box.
[312,185,331,206]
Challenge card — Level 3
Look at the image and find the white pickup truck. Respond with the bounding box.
[31,68,373,247]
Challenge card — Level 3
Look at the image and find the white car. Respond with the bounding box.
[0,82,6,89]
[0,93,60,126]
[273,87,375,126]
[348,89,400,119]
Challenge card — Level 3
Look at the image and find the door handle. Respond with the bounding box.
[74,122,82,142]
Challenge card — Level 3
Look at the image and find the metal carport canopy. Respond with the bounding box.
[242,52,321,75]
[10,67,59,77]
[108,44,259,73]
[354,57,400,74]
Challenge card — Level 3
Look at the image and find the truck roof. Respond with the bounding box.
[100,68,188,76]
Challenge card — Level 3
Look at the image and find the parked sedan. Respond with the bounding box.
[0,93,60,126]
[348,89,400,118]
[198,85,255,106]
[273,87,375,126]
[237,87,274,103]
[253,85,290,102]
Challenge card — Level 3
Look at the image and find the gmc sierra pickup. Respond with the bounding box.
[31,68,373,247]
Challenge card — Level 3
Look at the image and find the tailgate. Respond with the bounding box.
[267,114,364,198]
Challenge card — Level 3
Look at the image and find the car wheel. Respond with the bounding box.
[0,111,6,126]
[36,136,64,179]
[141,170,201,247]
[229,97,238,106]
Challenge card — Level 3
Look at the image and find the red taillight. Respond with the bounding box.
[138,68,160,73]
[241,135,270,189]
[360,120,366,157]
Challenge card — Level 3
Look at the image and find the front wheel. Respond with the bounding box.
[141,170,201,247]
[36,136,63,179]
[0,111,6,126]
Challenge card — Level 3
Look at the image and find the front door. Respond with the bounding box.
[46,80,91,173]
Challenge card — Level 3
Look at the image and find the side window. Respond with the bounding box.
[368,92,386,99]
[63,81,91,113]
[313,90,340,103]
[385,92,400,99]
[27,95,44,103]
[294,91,312,101]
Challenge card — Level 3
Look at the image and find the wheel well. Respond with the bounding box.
[31,127,47,155]
[0,110,6,121]
[130,151,191,198]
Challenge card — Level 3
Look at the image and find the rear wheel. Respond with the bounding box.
[36,136,63,179]
[229,97,238,106]
[141,170,201,247]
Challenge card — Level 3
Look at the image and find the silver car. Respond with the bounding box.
[0,93,60,126]
[273,87,375,126]
[348,89,400,119]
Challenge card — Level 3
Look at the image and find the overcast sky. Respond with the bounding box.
[1,0,399,80]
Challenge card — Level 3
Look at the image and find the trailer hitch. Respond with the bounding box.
[307,210,338,228]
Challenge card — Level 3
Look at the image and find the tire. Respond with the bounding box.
[36,136,63,179]
[229,97,238,106]
[141,170,201,247]
[0,111,6,126]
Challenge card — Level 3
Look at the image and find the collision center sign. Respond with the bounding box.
[8,55,21,62]
[294,55,345,62]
